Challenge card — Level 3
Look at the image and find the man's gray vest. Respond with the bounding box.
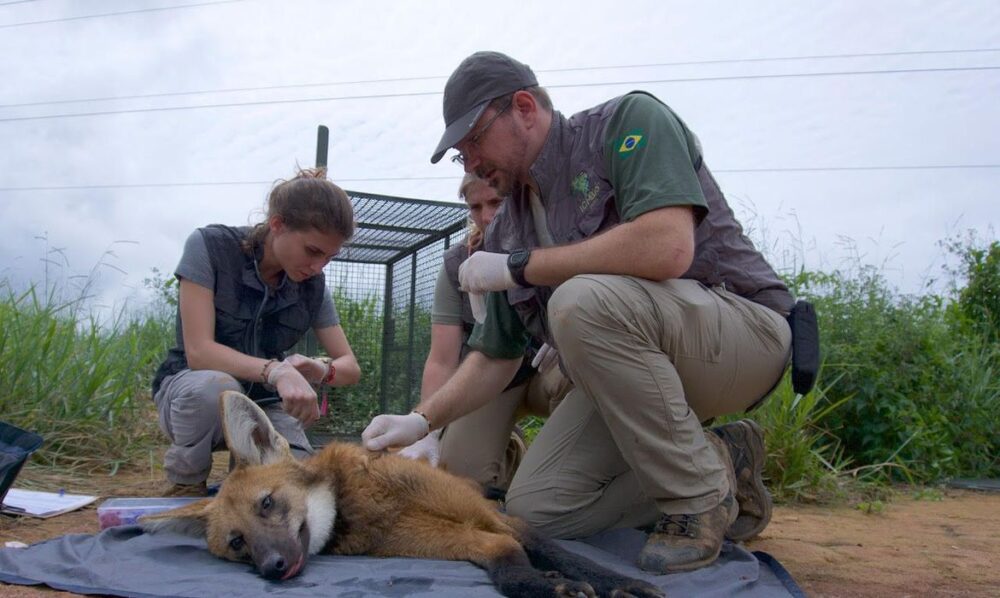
[152,224,326,401]
[485,92,793,344]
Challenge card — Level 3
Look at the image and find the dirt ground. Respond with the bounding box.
[2,455,999,597]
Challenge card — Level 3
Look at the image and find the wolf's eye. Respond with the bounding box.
[261,494,273,510]
[229,535,245,552]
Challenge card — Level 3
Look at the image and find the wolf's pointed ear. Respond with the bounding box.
[140,498,213,538]
[220,390,292,467]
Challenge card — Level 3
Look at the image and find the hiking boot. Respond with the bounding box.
[160,481,208,497]
[637,493,738,573]
[712,419,772,541]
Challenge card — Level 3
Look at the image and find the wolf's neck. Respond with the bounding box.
[305,485,337,555]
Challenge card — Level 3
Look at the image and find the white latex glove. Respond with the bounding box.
[531,343,559,373]
[396,429,442,466]
[469,292,487,323]
[283,353,328,384]
[362,412,430,452]
[459,251,516,293]
[266,360,319,426]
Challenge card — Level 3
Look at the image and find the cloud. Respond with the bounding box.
[0,0,997,318]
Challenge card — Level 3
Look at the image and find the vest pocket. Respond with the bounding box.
[267,306,311,353]
[214,304,254,353]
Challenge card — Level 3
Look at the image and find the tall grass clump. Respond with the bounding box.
[738,376,849,502]
[0,281,173,472]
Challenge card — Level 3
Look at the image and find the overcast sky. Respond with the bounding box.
[1,0,997,318]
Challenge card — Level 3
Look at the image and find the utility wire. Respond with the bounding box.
[2,65,998,124]
[0,1,37,6]
[0,0,247,29]
[2,165,999,192]
[3,47,999,110]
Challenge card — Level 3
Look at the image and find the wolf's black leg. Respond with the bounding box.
[484,549,597,598]
[517,526,664,598]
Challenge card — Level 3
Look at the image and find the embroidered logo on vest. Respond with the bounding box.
[617,129,646,156]
[571,171,601,211]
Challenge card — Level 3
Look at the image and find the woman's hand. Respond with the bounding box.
[266,361,320,426]
[284,353,329,384]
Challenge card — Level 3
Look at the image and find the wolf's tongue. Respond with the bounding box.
[282,555,305,580]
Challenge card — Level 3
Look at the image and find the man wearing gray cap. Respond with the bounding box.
[363,51,793,574]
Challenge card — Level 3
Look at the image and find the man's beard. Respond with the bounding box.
[484,168,514,196]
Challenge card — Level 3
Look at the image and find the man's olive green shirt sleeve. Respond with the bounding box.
[604,93,708,223]
[466,290,530,359]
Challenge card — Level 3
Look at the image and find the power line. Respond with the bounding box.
[4,47,999,110]
[0,89,437,123]
[0,1,37,6]
[715,164,1000,173]
[2,164,999,192]
[2,64,998,124]
[0,176,462,191]
[0,0,247,29]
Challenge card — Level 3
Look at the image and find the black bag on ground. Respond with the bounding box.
[0,420,44,507]
[787,300,820,395]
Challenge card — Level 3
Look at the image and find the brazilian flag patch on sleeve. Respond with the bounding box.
[617,129,646,157]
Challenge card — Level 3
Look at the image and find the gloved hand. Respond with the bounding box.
[469,292,487,323]
[459,251,516,293]
[362,412,430,452]
[266,360,320,427]
[283,353,328,384]
[531,342,559,373]
[396,429,442,466]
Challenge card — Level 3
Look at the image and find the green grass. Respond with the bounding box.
[0,282,171,473]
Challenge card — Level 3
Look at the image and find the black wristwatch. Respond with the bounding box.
[507,249,532,287]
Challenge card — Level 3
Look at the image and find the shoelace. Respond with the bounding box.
[653,514,700,538]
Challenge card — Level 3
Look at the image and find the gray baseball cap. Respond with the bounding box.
[430,51,538,164]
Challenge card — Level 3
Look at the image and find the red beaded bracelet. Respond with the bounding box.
[322,361,336,386]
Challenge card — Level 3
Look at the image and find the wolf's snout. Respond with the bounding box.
[259,552,290,580]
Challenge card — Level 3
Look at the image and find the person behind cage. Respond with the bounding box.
[152,167,362,497]
[396,173,572,496]
[362,51,793,574]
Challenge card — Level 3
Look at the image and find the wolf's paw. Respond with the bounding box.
[592,575,664,598]
[609,578,666,598]
[552,578,596,597]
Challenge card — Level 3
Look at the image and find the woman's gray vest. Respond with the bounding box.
[151,224,326,401]
[442,240,477,347]
[485,92,793,345]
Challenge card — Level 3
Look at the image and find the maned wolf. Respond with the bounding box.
[142,391,664,598]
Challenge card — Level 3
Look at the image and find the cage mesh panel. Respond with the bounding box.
[303,191,468,442]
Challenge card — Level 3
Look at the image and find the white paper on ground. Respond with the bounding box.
[1,488,98,518]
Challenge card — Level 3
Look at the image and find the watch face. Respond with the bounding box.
[510,250,529,267]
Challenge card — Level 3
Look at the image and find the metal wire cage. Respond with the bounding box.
[301,190,468,441]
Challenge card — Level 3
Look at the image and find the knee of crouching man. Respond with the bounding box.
[505,493,562,538]
[506,492,590,540]
[548,275,617,344]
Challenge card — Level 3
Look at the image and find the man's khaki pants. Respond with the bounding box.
[439,362,572,491]
[504,276,790,539]
[154,369,313,485]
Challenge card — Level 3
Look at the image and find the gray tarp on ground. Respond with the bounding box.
[0,525,804,597]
